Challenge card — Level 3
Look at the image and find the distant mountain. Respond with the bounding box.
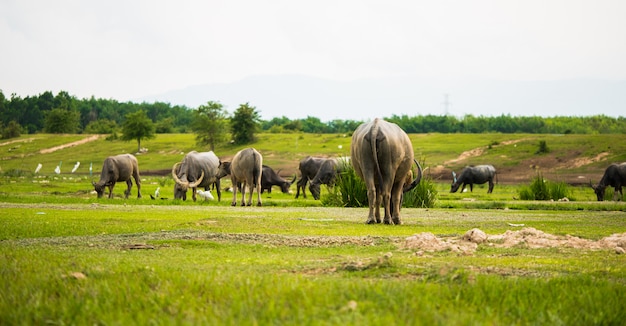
[139,75,626,121]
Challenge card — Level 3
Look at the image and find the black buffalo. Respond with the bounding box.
[309,158,344,200]
[591,162,626,201]
[295,156,326,199]
[450,165,497,193]
[261,165,296,194]
[92,154,142,199]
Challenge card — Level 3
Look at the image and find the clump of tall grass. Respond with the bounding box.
[321,160,367,207]
[402,174,438,208]
[322,159,438,208]
[519,173,572,201]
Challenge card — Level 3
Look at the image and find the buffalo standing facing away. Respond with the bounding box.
[261,165,296,194]
[219,148,263,206]
[295,156,326,199]
[450,165,497,193]
[92,154,142,199]
[591,162,626,201]
[351,118,422,225]
[172,151,222,201]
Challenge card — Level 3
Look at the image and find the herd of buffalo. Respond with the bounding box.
[92,118,626,224]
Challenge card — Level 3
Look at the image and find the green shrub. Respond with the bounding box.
[321,160,367,207]
[536,140,550,154]
[402,175,438,208]
[519,173,572,201]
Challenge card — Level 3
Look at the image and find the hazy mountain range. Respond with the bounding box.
[139,75,626,121]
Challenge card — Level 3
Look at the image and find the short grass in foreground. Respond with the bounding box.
[0,204,624,325]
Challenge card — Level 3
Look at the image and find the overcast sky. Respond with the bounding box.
[2,0,625,118]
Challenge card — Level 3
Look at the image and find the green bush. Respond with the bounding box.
[519,173,572,201]
[321,160,367,207]
[402,175,438,208]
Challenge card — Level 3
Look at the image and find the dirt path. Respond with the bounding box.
[39,135,103,154]
[0,137,36,147]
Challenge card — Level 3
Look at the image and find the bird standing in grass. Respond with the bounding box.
[197,189,214,201]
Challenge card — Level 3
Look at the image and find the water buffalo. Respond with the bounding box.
[450,165,497,193]
[172,151,222,201]
[261,165,296,194]
[591,162,626,201]
[295,156,326,199]
[92,154,142,199]
[351,118,422,225]
[219,148,263,206]
[309,158,343,200]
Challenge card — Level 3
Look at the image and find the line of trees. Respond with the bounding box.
[2,90,625,143]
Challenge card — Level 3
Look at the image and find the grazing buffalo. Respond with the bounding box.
[261,165,296,194]
[591,162,626,201]
[295,156,326,199]
[219,148,263,206]
[351,118,422,225]
[309,158,344,200]
[172,151,222,201]
[450,165,497,193]
[92,154,142,199]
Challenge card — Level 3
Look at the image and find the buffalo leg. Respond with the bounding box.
[365,179,378,224]
[230,177,238,206]
[382,184,393,225]
[124,180,133,199]
[255,183,262,207]
[108,184,115,199]
[241,182,248,206]
[215,180,222,202]
[296,178,307,199]
[390,183,404,225]
[488,180,494,193]
[134,174,142,198]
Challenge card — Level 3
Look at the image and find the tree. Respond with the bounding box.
[231,103,260,144]
[44,108,80,133]
[121,110,155,153]
[191,101,229,150]
[1,120,22,139]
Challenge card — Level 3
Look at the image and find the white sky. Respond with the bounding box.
[2,0,625,115]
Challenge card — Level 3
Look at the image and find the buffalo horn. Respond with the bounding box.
[403,159,423,193]
[171,162,185,185]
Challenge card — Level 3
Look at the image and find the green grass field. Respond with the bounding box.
[1,133,625,325]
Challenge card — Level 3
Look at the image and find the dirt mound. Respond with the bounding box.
[404,228,626,254]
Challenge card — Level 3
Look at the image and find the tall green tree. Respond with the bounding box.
[121,110,155,152]
[44,108,80,133]
[191,101,229,151]
[231,103,260,144]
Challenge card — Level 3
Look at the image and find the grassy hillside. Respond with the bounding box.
[1,133,625,184]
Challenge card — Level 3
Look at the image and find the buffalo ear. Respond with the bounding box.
[92,181,96,186]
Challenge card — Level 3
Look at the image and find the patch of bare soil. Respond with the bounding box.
[39,135,103,154]
[12,226,624,256]
[404,227,626,255]
[0,137,36,147]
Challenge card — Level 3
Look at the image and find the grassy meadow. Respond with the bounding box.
[1,133,625,325]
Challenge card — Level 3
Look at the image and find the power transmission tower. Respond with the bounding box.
[442,93,451,115]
